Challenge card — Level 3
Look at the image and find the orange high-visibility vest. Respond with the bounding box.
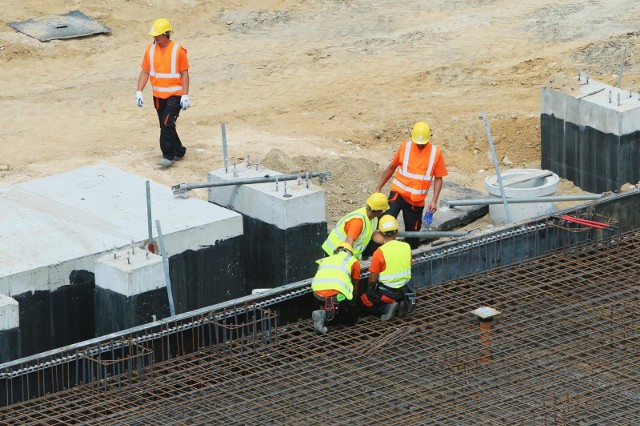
[390,141,442,206]
[146,41,186,99]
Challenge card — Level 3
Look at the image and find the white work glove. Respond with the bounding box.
[136,91,144,108]
[180,95,190,110]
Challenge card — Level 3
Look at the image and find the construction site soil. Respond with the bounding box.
[3,1,640,228]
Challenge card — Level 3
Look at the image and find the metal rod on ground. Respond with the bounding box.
[145,181,153,252]
[172,171,331,195]
[618,45,627,88]
[155,220,176,317]
[481,111,512,223]
[441,193,605,207]
[221,122,229,172]
[398,230,469,238]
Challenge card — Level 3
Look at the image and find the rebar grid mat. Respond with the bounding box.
[1,232,639,425]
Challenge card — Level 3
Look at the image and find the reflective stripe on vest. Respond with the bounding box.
[322,206,375,260]
[149,42,183,96]
[311,252,356,300]
[390,141,438,199]
[378,240,412,288]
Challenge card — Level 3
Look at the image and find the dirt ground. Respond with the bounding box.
[2,1,640,228]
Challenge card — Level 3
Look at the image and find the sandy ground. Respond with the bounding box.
[2,1,640,229]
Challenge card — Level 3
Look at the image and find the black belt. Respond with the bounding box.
[377,282,404,293]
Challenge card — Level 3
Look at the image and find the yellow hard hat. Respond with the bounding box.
[411,121,432,145]
[336,242,354,254]
[378,215,399,232]
[366,192,389,211]
[149,18,173,36]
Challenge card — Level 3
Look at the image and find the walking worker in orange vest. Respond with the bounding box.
[136,18,190,168]
[375,121,448,248]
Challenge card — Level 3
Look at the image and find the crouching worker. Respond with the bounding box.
[310,243,361,334]
[360,215,413,321]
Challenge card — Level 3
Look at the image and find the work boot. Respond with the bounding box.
[396,300,409,318]
[381,302,398,321]
[157,158,174,167]
[312,310,327,334]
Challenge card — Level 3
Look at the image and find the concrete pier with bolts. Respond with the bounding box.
[541,78,640,193]
[208,162,328,290]
[94,249,170,335]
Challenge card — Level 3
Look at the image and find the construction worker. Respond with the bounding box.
[360,215,414,321]
[321,192,388,260]
[136,18,190,168]
[375,121,448,248]
[311,242,361,334]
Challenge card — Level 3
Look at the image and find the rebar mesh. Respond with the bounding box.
[1,231,639,425]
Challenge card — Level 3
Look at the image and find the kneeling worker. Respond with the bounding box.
[321,193,388,260]
[360,215,413,321]
[311,243,361,334]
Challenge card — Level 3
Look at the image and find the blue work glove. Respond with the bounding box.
[423,210,433,226]
[136,91,143,108]
[180,95,190,110]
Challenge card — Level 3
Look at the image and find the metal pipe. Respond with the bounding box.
[618,45,627,88]
[398,230,469,238]
[481,112,512,223]
[221,122,229,171]
[145,181,153,250]
[155,220,176,317]
[172,171,331,194]
[442,193,605,207]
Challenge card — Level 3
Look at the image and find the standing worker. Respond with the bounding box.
[310,243,361,334]
[136,18,190,167]
[375,121,448,248]
[322,193,389,260]
[360,215,414,321]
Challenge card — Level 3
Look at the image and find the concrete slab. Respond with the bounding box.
[0,163,242,295]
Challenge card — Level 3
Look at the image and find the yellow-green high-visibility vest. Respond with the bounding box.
[378,240,412,288]
[322,207,376,260]
[311,251,356,301]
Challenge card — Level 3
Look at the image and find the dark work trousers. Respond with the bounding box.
[154,95,186,161]
[360,282,408,315]
[385,191,423,249]
[328,299,359,327]
[314,294,359,328]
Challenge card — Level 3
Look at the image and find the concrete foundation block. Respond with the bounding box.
[541,79,640,193]
[208,164,327,289]
[94,249,169,334]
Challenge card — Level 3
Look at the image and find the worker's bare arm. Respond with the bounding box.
[375,162,396,193]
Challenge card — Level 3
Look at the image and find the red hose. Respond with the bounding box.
[560,215,611,229]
